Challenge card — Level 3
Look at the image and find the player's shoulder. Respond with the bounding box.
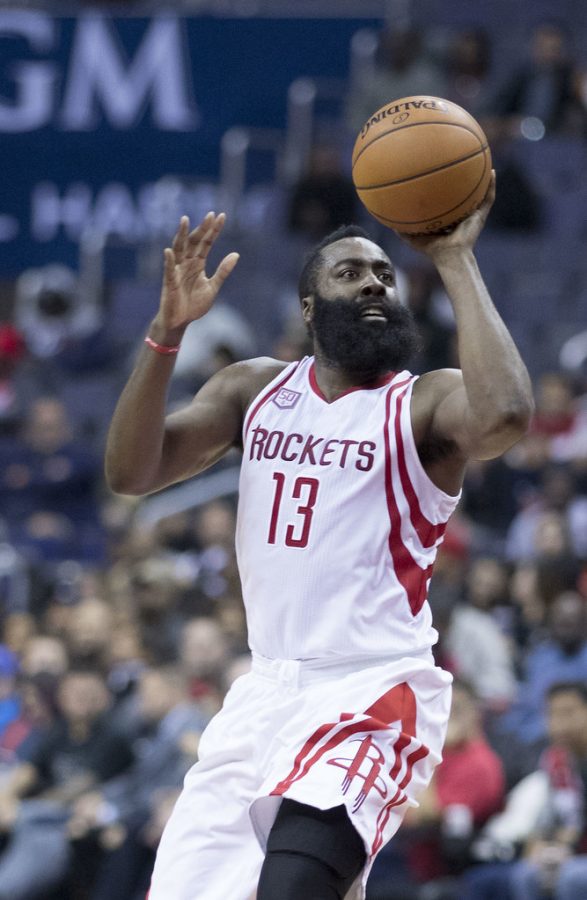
[412,367,463,403]
[411,368,464,438]
[214,356,293,408]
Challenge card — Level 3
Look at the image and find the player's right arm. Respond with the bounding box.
[105,213,280,496]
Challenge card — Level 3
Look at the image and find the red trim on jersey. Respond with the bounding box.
[308,361,397,403]
[394,385,447,548]
[383,382,432,617]
[243,362,301,438]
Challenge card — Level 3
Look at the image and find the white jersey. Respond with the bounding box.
[236,356,460,661]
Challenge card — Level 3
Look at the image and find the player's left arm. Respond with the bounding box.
[401,172,534,475]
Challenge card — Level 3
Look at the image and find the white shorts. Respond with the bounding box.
[148,650,452,900]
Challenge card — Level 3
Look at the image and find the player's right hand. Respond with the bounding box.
[157,212,240,332]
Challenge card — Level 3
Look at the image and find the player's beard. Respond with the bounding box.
[310,292,421,377]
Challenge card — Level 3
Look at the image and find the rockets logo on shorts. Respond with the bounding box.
[272,388,302,410]
[327,735,388,813]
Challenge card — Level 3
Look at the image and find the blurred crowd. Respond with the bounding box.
[0,14,586,900]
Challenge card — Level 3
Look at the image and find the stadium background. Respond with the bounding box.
[0,1,586,898]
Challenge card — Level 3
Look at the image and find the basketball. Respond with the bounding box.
[351,95,492,234]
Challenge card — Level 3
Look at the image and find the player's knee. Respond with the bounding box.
[257,850,343,900]
[257,799,366,899]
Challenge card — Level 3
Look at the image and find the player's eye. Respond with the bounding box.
[379,272,394,283]
[340,269,357,279]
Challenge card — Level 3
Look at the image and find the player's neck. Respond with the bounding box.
[312,352,391,402]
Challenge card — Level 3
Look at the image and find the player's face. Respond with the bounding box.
[307,237,419,376]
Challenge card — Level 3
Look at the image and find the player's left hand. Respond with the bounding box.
[395,170,496,259]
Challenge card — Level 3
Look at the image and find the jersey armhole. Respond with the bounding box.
[403,377,462,508]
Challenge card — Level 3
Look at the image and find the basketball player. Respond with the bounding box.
[105,170,533,900]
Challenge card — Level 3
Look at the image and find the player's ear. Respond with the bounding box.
[301,295,314,324]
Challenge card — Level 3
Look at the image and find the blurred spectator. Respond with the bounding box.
[14,264,108,371]
[105,622,148,705]
[487,20,586,139]
[410,679,506,876]
[193,499,241,601]
[463,457,533,552]
[0,673,59,774]
[0,324,27,437]
[499,591,587,747]
[439,571,517,711]
[507,681,587,899]
[179,616,231,716]
[1,613,36,658]
[0,669,133,900]
[171,302,256,397]
[287,143,360,242]
[460,682,587,898]
[67,666,208,900]
[509,562,548,662]
[0,397,106,563]
[402,264,456,374]
[487,147,544,234]
[505,464,587,562]
[20,635,69,679]
[444,27,493,116]
[125,557,185,664]
[465,555,515,638]
[507,370,586,477]
[63,597,114,671]
[531,373,587,473]
[369,680,506,899]
[0,646,20,745]
[346,25,447,134]
[532,372,583,443]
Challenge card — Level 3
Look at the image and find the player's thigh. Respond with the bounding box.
[257,800,366,900]
[149,675,271,900]
[148,758,264,900]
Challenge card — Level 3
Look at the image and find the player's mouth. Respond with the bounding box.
[359,303,388,321]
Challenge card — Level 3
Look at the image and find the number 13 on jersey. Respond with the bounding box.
[267,472,320,548]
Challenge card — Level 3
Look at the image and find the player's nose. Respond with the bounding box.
[360,279,386,297]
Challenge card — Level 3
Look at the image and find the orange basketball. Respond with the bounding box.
[351,95,492,234]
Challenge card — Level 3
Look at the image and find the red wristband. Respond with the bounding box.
[144,335,181,355]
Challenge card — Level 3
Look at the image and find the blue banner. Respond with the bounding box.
[0,12,377,272]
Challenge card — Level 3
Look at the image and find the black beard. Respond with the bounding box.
[311,292,421,378]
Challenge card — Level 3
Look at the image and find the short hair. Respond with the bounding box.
[547,681,587,704]
[298,224,373,300]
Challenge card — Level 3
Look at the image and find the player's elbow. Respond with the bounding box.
[104,460,152,497]
[502,392,535,438]
[472,395,534,458]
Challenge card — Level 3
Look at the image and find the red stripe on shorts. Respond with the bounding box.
[271,682,414,797]
[371,740,430,856]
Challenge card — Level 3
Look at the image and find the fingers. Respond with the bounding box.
[186,212,226,262]
[163,247,177,285]
[171,216,190,260]
[210,251,240,291]
[480,169,496,213]
[171,211,218,263]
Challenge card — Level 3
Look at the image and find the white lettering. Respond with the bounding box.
[31,182,93,241]
[29,179,221,244]
[0,12,56,132]
[61,15,198,131]
[92,183,141,237]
